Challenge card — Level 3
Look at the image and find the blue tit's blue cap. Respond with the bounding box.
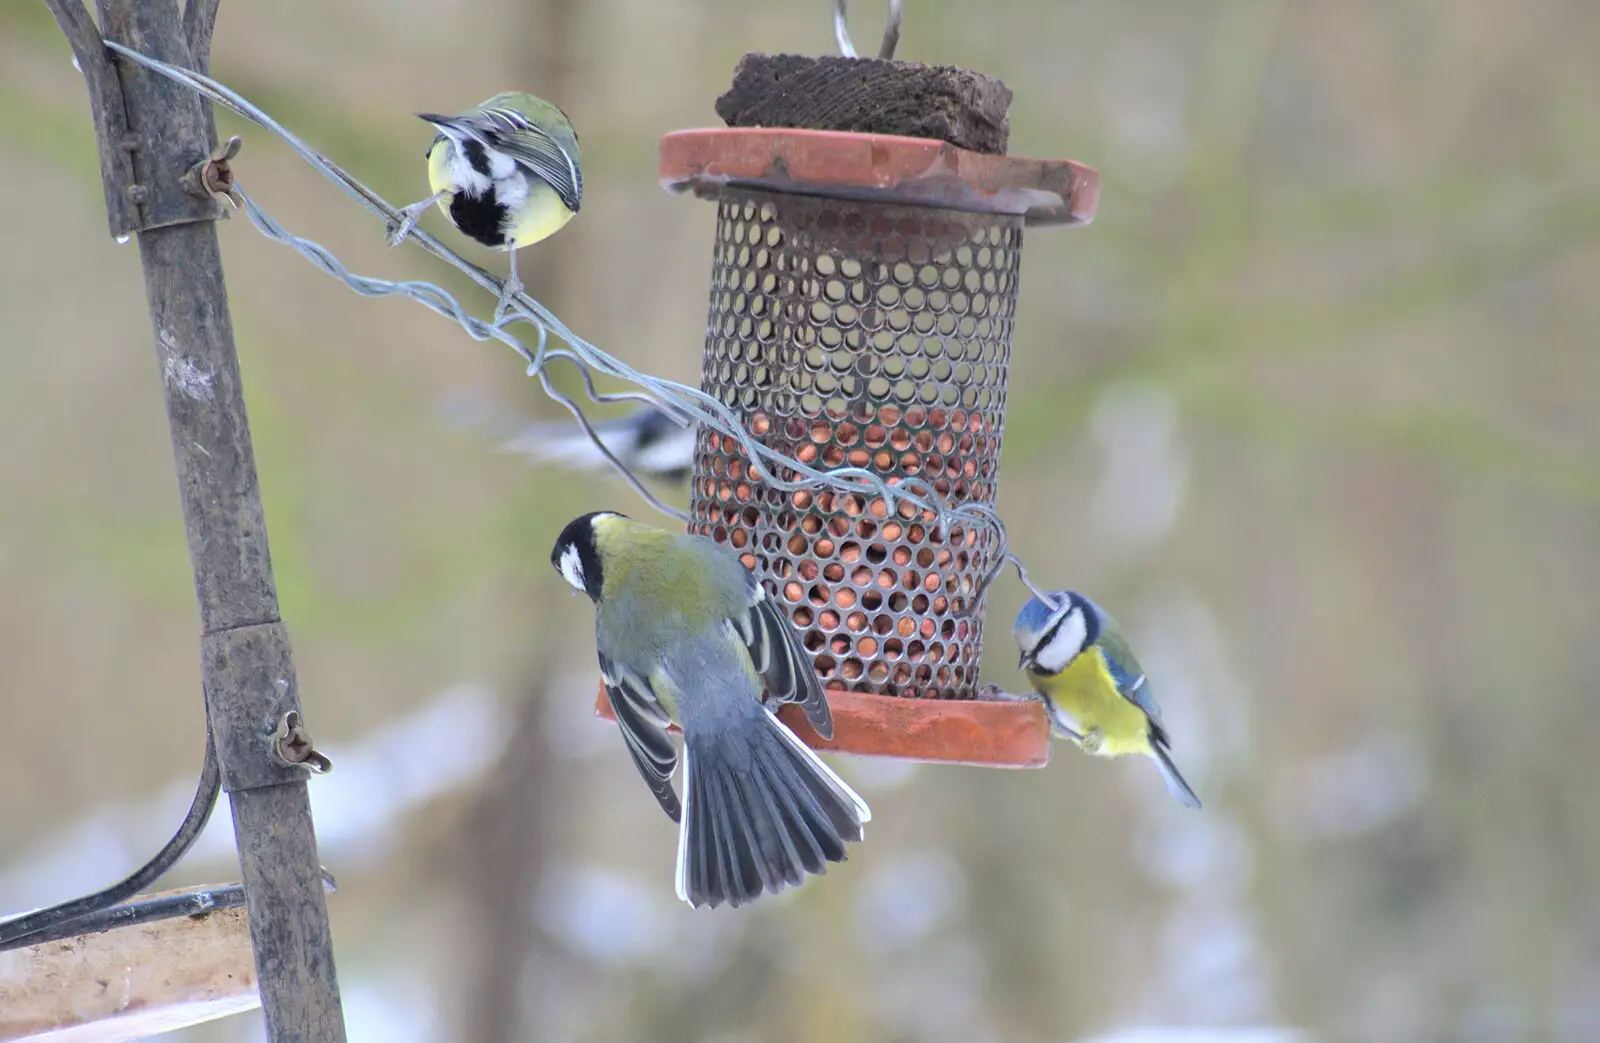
[1011,590,1078,647]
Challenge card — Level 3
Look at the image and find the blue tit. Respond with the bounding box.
[551,511,872,908]
[1013,590,1201,809]
[391,92,582,323]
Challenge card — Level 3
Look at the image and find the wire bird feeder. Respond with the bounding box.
[597,2,1099,767]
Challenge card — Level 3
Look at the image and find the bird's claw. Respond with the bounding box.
[386,203,427,247]
[979,686,1087,744]
[388,191,447,247]
[978,683,1045,705]
[492,276,526,326]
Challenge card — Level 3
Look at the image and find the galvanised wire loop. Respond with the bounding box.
[97,39,1023,614]
[833,0,904,60]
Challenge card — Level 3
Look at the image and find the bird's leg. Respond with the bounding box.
[1041,701,1087,744]
[977,683,1036,702]
[1077,727,1105,753]
[493,247,525,325]
[980,685,1087,743]
[387,190,448,247]
[1052,718,1087,745]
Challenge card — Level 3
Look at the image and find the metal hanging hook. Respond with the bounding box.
[834,0,903,60]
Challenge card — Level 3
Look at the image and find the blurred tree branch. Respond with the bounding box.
[453,646,567,1043]
[450,5,582,1042]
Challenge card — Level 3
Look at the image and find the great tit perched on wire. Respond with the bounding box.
[1013,590,1201,809]
[551,511,872,908]
[390,92,582,323]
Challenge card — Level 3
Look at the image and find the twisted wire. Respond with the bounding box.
[102,41,1031,610]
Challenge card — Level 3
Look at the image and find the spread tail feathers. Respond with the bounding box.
[675,708,871,909]
[1150,740,1202,809]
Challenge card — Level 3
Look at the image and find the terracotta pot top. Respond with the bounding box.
[660,128,1099,228]
[593,683,1053,768]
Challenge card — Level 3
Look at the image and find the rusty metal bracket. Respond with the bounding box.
[182,134,244,211]
[273,710,333,774]
[43,0,142,239]
[44,0,228,239]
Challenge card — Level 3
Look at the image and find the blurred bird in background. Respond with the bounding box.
[390,91,583,323]
[437,392,697,484]
[551,511,871,908]
[1013,589,1202,809]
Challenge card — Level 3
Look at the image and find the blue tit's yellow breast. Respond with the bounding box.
[1036,648,1155,757]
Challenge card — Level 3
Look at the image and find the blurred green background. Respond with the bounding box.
[3,0,1598,1040]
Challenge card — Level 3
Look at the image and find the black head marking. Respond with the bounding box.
[1045,591,1100,650]
[551,511,626,601]
[1024,591,1100,675]
[1067,591,1101,648]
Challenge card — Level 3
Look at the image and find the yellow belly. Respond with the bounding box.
[426,140,456,216]
[505,181,575,250]
[425,143,575,251]
[1033,649,1154,758]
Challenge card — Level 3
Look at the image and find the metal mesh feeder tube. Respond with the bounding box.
[698,188,1014,700]
[600,127,1099,766]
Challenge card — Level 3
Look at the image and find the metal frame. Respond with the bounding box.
[10,1,348,1038]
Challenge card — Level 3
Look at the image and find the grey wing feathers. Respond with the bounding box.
[1150,739,1202,809]
[680,708,867,908]
[733,580,834,739]
[599,654,680,822]
[476,107,583,213]
[1122,672,1166,734]
[1100,641,1164,729]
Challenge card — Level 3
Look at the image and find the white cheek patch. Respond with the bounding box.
[558,544,586,592]
[1033,608,1087,674]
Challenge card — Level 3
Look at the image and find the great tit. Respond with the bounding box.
[437,393,696,484]
[551,511,872,908]
[501,405,695,483]
[391,92,582,323]
[1013,590,1201,809]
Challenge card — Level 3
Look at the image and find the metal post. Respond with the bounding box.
[43,0,349,1037]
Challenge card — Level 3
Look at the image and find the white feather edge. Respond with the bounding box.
[674,742,694,906]
[673,706,872,910]
[762,706,872,824]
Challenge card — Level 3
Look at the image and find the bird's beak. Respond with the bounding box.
[416,113,450,128]
[1017,650,1030,670]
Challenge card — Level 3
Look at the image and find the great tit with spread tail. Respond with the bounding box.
[1013,590,1201,809]
[551,511,872,908]
[390,92,582,323]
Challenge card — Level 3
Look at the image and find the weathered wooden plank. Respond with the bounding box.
[0,888,260,1042]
